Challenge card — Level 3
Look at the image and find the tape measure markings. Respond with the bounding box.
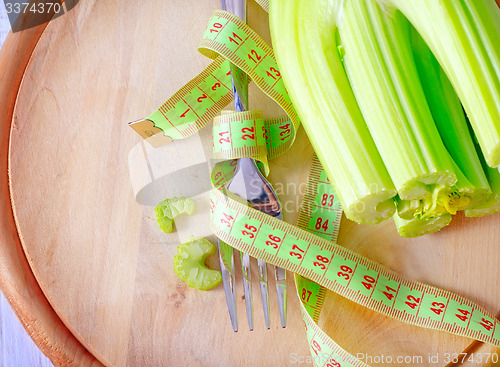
[214,146,265,159]
[200,37,281,97]
[156,110,179,135]
[199,10,300,158]
[254,0,270,13]
[211,159,238,189]
[180,100,202,127]
[213,111,267,157]
[135,10,299,156]
[299,283,367,365]
[203,5,499,364]
[144,56,234,140]
[301,304,369,367]
[293,155,338,327]
[131,4,500,363]
[210,188,500,348]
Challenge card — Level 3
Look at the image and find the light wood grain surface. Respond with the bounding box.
[2,0,500,366]
[0,1,101,366]
[320,213,500,367]
[7,1,309,366]
[0,9,54,367]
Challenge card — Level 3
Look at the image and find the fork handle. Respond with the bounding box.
[221,0,249,112]
[221,0,246,22]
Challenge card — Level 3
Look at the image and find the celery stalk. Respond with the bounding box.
[465,147,500,217]
[395,197,421,220]
[396,159,494,236]
[337,0,457,201]
[270,0,397,224]
[394,26,494,225]
[410,27,492,209]
[378,0,500,168]
[394,213,452,238]
[394,160,475,237]
[397,159,481,225]
[465,167,500,217]
[393,25,495,225]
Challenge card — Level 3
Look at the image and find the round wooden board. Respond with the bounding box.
[2,0,500,366]
[0,3,101,366]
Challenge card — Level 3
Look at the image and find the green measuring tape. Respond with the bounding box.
[130,3,500,366]
[213,110,294,176]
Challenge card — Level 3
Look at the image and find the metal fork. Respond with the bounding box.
[218,0,287,332]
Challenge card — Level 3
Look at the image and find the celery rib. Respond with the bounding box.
[465,166,500,217]
[270,0,500,236]
[270,0,396,225]
[394,213,452,238]
[404,26,493,217]
[338,0,457,201]
[379,0,500,168]
[466,139,500,217]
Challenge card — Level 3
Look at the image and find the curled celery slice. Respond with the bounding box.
[155,196,195,233]
[173,237,222,291]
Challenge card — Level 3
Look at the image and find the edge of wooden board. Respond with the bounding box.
[0,6,102,367]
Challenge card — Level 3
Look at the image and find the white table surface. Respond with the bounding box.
[0,1,9,45]
[0,291,54,367]
[0,3,54,366]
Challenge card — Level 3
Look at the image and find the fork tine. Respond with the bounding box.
[275,266,287,328]
[218,240,238,331]
[221,0,287,332]
[257,259,271,329]
[240,252,254,330]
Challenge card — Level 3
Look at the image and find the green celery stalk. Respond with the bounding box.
[393,26,494,221]
[394,157,476,236]
[338,0,457,202]
[378,0,500,168]
[394,213,452,238]
[270,0,397,224]
[397,159,482,225]
[395,24,495,224]
[397,159,496,236]
[410,22,492,209]
[465,149,500,217]
[395,197,421,220]
[465,167,500,217]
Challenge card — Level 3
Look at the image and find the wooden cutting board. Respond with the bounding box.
[2,0,500,366]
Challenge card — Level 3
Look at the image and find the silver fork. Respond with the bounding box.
[218,0,287,332]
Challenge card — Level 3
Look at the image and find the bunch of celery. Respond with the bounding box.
[270,0,500,237]
[270,0,397,225]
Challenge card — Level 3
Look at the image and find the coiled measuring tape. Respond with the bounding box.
[130,3,500,366]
